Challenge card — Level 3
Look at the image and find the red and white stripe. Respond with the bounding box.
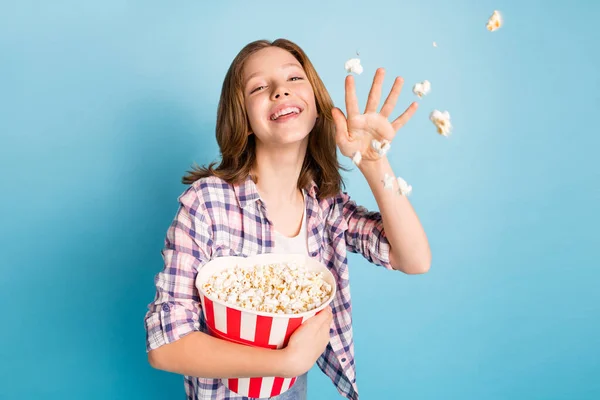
[225,375,298,399]
[201,295,316,397]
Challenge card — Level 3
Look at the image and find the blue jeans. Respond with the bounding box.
[263,373,307,400]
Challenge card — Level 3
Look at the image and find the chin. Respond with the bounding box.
[275,135,310,147]
[271,127,311,144]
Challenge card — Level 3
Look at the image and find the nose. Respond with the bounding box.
[273,90,289,99]
[271,82,290,100]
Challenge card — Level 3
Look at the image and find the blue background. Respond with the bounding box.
[1,0,599,399]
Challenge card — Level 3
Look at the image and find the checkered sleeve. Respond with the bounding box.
[145,185,213,351]
[340,191,393,270]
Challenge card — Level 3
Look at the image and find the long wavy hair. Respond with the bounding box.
[182,38,346,199]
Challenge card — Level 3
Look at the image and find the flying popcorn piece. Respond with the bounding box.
[397,177,412,196]
[352,151,362,166]
[371,139,391,157]
[412,80,431,98]
[430,110,452,137]
[432,41,437,47]
[486,10,503,32]
[345,58,363,75]
[382,173,395,191]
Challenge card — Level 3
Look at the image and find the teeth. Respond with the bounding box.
[270,107,300,120]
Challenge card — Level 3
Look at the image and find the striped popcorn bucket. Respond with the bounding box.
[195,253,336,398]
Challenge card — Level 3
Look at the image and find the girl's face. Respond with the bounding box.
[242,47,318,147]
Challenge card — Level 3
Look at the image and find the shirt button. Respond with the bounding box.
[162,304,170,312]
[341,357,347,363]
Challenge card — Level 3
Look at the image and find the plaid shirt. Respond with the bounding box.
[145,175,393,399]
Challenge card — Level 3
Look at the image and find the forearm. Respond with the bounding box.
[148,331,293,379]
[358,157,431,273]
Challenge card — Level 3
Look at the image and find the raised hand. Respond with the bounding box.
[332,68,418,162]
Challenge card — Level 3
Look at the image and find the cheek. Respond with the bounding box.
[305,91,318,117]
[245,101,262,125]
[302,87,317,107]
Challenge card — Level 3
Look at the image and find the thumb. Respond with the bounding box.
[318,308,333,333]
[304,307,329,326]
[316,306,332,323]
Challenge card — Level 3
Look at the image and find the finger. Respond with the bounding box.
[325,310,333,327]
[379,76,404,118]
[345,75,359,119]
[318,308,333,330]
[364,68,385,114]
[320,318,333,339]
[332,107,350,149]
[317,305,332,317]
[308,311,329,330]
[391,102,419,131]
[315,306,329,318]
[322,307,333,323]
[316,306,332,320]
[304,312,324,328]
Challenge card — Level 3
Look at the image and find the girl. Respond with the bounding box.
[145,38,431,400]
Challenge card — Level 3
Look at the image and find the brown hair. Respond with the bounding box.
[182,38,347,200]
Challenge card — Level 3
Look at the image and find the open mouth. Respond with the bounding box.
[270,106,302,121]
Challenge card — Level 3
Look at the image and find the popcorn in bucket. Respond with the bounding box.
[195,253,337,398]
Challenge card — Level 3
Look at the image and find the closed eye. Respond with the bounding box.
[250,85,266,94]
[249,77,303,94]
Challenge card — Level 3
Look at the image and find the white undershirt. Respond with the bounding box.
[272,189,309,255]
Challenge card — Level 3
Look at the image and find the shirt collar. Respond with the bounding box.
[233,174,319,209]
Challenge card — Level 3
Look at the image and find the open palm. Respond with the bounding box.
[332,68,418,162]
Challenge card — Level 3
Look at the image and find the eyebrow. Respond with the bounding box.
[245,63,303,84]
